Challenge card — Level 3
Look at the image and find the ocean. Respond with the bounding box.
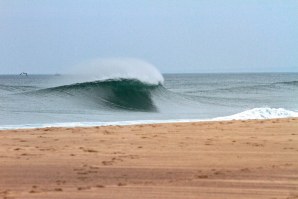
[0,72,297,129]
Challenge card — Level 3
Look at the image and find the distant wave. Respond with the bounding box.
[277,80,298,86]
[189,80,298,94]
[215,107,298,120]
[0,84,38,92]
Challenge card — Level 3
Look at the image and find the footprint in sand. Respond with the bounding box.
[117,182,127,186]
[77,186,91,191]
[77,171,89,175]
[0,190,10,198]
[77,177,88,181]
[29,190,38,194]
[79,147,98,153]
[89,165,100,170]
[213,170,224,175]
[56,180,66,185]
[196,175,208,179]
[102,160,113,166]
[240,168,251,172]
[103,130,114,135]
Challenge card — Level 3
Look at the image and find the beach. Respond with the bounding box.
[0,118,298,199]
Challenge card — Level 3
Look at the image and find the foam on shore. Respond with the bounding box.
[0,107,297,130]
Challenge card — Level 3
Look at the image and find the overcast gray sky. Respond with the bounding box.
[0,0,297,74]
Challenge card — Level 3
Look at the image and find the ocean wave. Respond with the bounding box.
[277,80,298,86]
[190,80,298,94]
[20,59,167,112]
[215,108,298,120]
[32,78,165,112]
[0,84,38,92]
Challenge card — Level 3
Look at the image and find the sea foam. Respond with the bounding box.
[215,108,298,120]
[0,108,297,130]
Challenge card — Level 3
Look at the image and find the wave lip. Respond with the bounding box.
[215,108,298,120]
[72,58,164,86]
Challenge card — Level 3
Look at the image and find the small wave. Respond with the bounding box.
[276,80,298,86]
[192,80,298,94]
[0,84,38,92]
[215,108,298,120]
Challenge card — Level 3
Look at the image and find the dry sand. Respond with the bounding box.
[0,118,298,199]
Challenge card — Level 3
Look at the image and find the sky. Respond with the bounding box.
[0,0,297,74]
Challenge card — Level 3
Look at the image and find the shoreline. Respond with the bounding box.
[1,118,298,198]
[1,116,298,131]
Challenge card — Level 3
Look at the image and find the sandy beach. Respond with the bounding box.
[0,118,298,199]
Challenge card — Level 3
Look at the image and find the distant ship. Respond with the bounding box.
[19,72,28,76]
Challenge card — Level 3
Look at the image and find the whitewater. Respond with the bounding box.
[0,60,297,129]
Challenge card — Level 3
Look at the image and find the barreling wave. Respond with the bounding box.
[34,78,165,112]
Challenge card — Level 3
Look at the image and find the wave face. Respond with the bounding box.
[23,59,167,112]
[36,79,163,112]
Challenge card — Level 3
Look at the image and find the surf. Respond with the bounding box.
[28,59,167,112]
[1,107,297,130]
[215,107,298,120]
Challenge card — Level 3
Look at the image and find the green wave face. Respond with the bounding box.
[37,79,162,112]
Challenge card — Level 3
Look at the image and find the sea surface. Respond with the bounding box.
[0,73,297,129]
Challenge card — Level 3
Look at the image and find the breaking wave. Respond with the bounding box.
[216,108,298,120]
[35,78,165,112]
[27,59,168,112]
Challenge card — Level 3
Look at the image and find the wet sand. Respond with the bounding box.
[0,118,298,199]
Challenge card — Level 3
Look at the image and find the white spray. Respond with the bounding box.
[71,58,164,85]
